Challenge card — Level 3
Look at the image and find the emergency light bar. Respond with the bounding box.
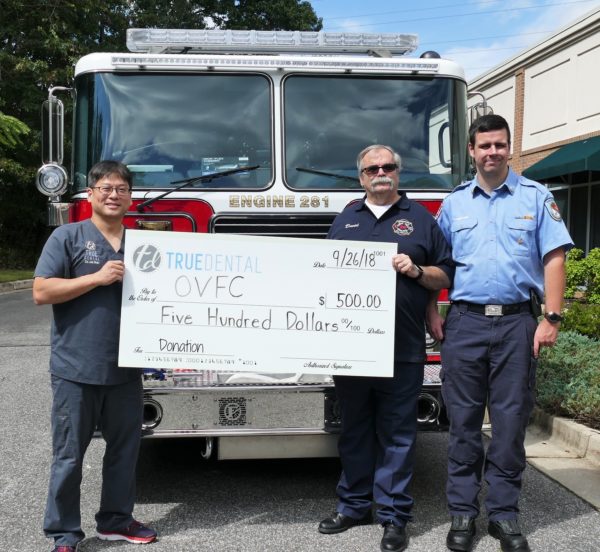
[126,29,418,56]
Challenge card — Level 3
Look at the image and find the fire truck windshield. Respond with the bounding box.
[72,72,272,191]
[71,71,467,194]
[284,75,467,191]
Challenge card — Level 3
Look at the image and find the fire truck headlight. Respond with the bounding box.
[36,164,68,197]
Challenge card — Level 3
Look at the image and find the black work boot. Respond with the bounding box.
[380,520,408,552]
[446,515,476,551]
[318,511,372,534]
[488,519,530,552]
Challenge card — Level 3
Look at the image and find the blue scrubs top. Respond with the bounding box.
[35,219,141,385]
[437,168,574,304]
[328,194,454,363]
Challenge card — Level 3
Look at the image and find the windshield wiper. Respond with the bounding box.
[296,167,359,183]
[136,165,260,212]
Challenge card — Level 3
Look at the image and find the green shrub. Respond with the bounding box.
[537,331,600,429]
[562,302,600,339]
[563,363,600,429]
[565,247,600,304]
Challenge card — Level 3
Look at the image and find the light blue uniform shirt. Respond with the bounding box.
[438,168,574,304]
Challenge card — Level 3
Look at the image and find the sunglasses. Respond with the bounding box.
[361,163,398,176]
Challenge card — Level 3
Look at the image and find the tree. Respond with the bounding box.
[1,0,130,267]
[212,0,322,30]
[0,112,29,149]
[127,1,322,30]
[128,0,222,28]
[0,0,321,268]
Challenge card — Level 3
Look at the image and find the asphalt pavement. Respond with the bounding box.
[1,286,599,552]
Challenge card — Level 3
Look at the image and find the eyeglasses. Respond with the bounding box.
[90,185,131,196]
[361,163,398,176]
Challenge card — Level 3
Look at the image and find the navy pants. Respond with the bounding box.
[333,362,423,526]
[44,375,143,546]
[441,305,537,521]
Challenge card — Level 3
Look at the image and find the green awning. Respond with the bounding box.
[522,135,600,181]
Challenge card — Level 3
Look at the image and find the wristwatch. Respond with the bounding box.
[413,264,424,280]
[544,311,563,324]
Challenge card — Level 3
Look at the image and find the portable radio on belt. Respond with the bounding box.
[529,288,542,319]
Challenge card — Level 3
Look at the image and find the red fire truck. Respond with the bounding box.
[36,29,471,460]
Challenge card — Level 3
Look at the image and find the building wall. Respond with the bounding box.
[468,9,600,175]
[522,32,600,151]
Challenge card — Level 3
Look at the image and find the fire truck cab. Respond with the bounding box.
[37,29,470,460]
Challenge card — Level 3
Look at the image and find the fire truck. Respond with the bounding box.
[36,29,471,460]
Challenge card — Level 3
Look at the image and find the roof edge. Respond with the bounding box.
[469,6,600,88]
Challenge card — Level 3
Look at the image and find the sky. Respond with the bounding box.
[312,0,600,80]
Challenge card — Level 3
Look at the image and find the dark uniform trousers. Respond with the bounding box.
[441,305,537,521]
[44,375,143,546]
[333,362,424,525]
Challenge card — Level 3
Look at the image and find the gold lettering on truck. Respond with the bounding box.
[229,195,329,209]
[229,195,295,208]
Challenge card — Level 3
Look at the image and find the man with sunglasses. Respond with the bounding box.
[34,160,157,551]
[319,145,454,552]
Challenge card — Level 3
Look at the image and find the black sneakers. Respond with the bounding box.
[97,519,157,544]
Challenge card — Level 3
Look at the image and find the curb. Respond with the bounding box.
[0,279,34,294]
[531,406,600,467]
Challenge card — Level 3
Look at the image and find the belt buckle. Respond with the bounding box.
[485,304,503,316]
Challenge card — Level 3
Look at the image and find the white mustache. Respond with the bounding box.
[371,176,393,186]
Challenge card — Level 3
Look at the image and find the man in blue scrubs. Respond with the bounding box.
[429,115,573,552]
[34,161,157,551]
[319,145,454,552]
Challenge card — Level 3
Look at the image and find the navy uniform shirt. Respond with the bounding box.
[34,219,141,385]
[437,168,574,304]
[328,195,454,363]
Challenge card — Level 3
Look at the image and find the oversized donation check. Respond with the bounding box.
[119,230,397,377]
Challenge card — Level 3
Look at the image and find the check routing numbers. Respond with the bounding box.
[119,230,396,377]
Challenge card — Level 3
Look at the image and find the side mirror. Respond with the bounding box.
[41,96,64,165]
[38,87,72,199]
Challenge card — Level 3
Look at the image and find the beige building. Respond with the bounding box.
[468,7,600,253]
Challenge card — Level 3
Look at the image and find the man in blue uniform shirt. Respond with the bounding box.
[34,160,157,551]
[428,115,573,552]
[318,145,454,552]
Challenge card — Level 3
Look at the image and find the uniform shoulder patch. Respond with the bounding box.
[544,198,562,221]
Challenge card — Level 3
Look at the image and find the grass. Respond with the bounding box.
[0,270,34,283]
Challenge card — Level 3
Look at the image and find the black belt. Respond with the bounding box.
[454,301,531,316]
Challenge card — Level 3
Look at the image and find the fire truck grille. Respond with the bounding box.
[218,397,247,426]
[210,214,336,239]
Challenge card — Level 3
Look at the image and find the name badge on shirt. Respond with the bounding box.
[84,241,101,265]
